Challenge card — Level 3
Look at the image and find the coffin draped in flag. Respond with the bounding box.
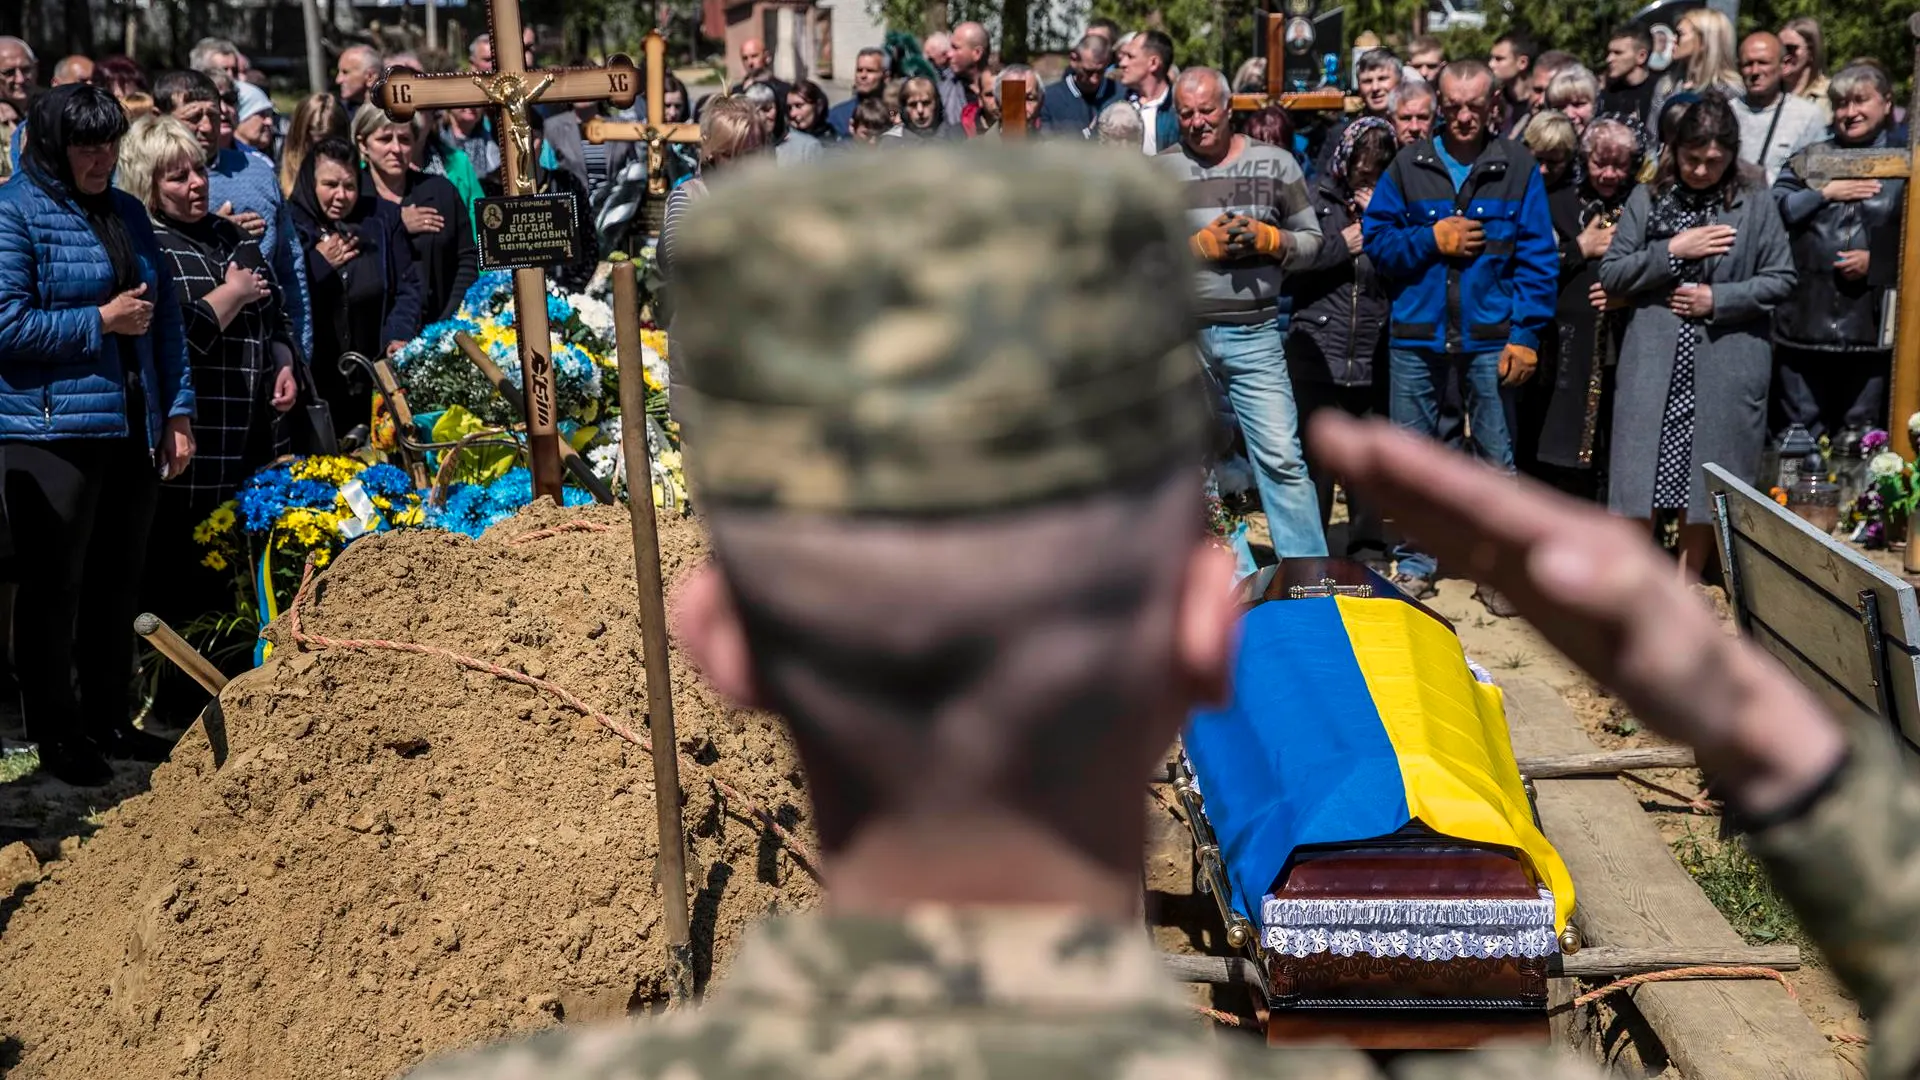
[1184,594,1575,955]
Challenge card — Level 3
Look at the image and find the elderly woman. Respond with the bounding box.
[1095,100,1144,148]
[353,104,477,324]
[1770,64,1906,440]
[1600,95,1795,572]
[1520,117,1641,499]
[289,135,423,440]
[1545,66,1600,139]
[118,114,299,723]
[742,81,823,164]
[0,84,194,783]
[1286,116,1397,561]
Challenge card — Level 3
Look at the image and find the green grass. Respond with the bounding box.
[0,746,39,784]
[1673,829,1804,948]
[1493,651,1532,670]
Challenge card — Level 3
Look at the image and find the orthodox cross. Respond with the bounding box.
[378,2,639,501]
[582,31,703,237]
[1781,14,1920,455]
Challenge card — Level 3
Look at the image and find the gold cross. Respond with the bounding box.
[582,32,703,233]
[377,1,638,502]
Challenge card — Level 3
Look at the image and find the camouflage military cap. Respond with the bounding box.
[669,142,1210,514]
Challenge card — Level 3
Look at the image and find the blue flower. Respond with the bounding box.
[359,463,413,499]
[286,479,336,508]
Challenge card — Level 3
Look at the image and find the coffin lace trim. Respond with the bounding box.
[1260,888,1559,960]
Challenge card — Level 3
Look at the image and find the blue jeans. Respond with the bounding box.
[1388,348,1517,579]
[1198,319,1327,558]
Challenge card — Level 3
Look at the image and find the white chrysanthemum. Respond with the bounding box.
[1868,451,1907,480]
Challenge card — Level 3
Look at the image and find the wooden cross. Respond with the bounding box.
[1000,72,1029,140]
[582,32,702,236]
[1229,13,1345,115]
[1780,13,1920,457]
[378,2,638,502]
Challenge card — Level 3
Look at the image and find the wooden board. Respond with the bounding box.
[1500,678,1841,1080]
[1707,463,1920,749]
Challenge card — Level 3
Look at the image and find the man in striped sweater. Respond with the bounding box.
[1161,67,1327,558]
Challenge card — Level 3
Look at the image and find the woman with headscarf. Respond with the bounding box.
[1285,115,1396,563]
[0,84,195,783]
[288,135,423,442]
[1601,94,1795,574]
[1519,116,1642,500]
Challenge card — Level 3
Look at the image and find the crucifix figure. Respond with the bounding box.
[379,2,638,502]
[583,31,701,237]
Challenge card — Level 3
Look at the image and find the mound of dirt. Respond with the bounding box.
[0,503,820,1079]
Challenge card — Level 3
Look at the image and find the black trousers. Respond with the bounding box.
[1295,377,1390,555]
[1,427,159,747]
[1771,345,1890,442]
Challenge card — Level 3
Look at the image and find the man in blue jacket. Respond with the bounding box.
[1361,59,1556,612]
[1118,30,1178,154]
[1039,34,1121,138]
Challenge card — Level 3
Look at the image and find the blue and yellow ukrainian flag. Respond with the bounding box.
[1185,596,1574,931]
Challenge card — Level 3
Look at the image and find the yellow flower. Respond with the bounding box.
[201,551,227,571]
[208,504,236,531]
[192,521,215,545]
[291,455,367,486]
[392,500,425,527]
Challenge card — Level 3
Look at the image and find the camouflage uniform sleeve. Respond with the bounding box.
[1745,725,1920,1079]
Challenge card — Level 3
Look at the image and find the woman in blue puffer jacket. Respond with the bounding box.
[0,84,196,786]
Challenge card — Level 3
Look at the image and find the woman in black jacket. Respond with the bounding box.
[1770,64,1905,440]
[353,103,477,325]
[1517,113,1639,500]
[288,136,424,441]
[1284,116,1394,562]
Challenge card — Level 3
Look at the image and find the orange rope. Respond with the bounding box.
[1618,770,1717,814]
[1572,965,1795,1008]
[286,555,821,880]
[1831,1031,1870,1046]
[507,520,618,545]
[1194,1004,1257,1029]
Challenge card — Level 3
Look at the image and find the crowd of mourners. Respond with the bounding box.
[0,12,1900,783]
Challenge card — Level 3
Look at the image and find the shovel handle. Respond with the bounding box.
[135,613,229,695]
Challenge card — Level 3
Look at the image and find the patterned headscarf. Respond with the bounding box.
[1330,115,1395,185]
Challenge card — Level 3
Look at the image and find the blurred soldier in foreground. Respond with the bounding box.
[414,143,1908,1079]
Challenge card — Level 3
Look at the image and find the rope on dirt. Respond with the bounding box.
[507,520,618,545]
[1194,1005,1258,1029]
[1617,770,1717,814]
[1830,1031,1870,1046]
[1572,965,1795,1008]
[286,556,821,880]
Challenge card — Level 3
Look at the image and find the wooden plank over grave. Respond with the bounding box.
[1502,678,1840,1080]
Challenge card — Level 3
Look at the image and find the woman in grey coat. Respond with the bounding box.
[1599,94,1795,573]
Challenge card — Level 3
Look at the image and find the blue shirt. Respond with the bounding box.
[1435,137,1473,191]
[208,145,312,357]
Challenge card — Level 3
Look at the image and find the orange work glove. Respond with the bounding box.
[1432,215,1486,258]
[1499,343,1538,386]
[1190,213,1238,261]
[1224,215,1287,258]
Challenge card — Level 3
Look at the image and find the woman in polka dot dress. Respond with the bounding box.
[1597,93,1797,573]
